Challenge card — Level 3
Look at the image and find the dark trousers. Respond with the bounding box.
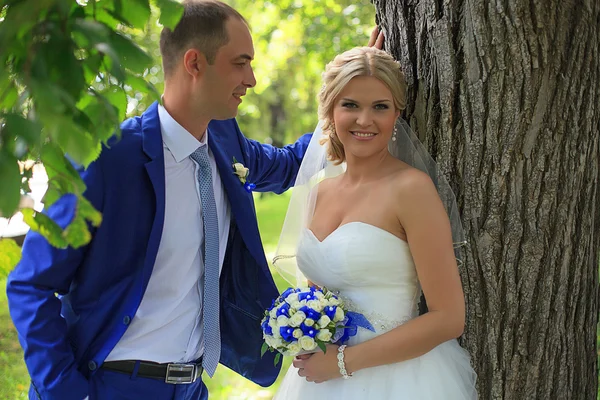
[87,367,209,400]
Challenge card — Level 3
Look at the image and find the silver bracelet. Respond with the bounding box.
[337,345,352,379]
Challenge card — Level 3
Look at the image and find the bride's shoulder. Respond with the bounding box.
[389,166,438,199]
[315,175,341,197]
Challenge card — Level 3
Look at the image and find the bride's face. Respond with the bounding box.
[332,76,399,160]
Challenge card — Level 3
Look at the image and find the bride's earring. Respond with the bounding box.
[392,125,398,141]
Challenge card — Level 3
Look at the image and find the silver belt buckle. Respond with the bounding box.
[165,363,197,384]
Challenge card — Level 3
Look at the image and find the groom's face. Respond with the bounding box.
[201,17,256,120]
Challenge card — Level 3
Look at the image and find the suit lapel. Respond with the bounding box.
[141,102,166,286]
[208,125,266,267]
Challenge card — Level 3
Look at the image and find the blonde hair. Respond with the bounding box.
[318,47,408,164]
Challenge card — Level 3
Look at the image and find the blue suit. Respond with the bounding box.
[6,102,311,400]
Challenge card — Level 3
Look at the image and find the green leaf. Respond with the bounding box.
[77,91,121,143]
[72,18,111,47]
[47,115,102,168]
[21,208,69,248]
[125,73,160,103]
[63,211,91,248]
[119,0,151,30]
[93,5,123,32]
[0,239,21,278]
[260,342,269,358]
[94,42,126,82]
[81,53,104,84]
[2,113,42,147]
[317,341,327,353]
[0,71,19,110]
[40,143,86,199]
[100,86,127,124]
[274,352,281,366]
[0,152,20,217]
[109,32,153,74]
[78,196,102,228]
[155,0,184,30]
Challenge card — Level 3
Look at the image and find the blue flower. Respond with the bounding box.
[280,326,296,342]
[276,302,291,318]
[300,322,318,338]
[261,319,272,336]
[281,287,296,299]
[298,291,317,302]
[244,182,256,193]
[325,305,337,320]
[299,306,321,321]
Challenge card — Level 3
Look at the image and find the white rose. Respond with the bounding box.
[277,315,290,327]
[286,342,302,356]
[316,329,332,342]
[233,163,248,177]
[268,318,278,331]
[334,307,345,322]
[314,291,325,299]
[304,318,315,327]
[289,311,306,327]
[272,326,282,338]
[307,300,323,312]
[290,300,302,309]
[293,329,303,339]
[299,336,318,351]
[266,336,283,348]
[317,315,331,328]
[319,298,329,309]
[269,308,278,319]
[285,293,299,304]
[328,298,340,306]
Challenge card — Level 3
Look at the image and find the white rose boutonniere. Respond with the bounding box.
[232,157,256,192]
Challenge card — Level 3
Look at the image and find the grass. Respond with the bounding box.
[0,279,29,400]
[0,192,292,400]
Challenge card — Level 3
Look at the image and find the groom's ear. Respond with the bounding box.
[182,49,208,78]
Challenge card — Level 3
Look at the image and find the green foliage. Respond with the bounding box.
[0,0,182,254]
[0,239,21,279]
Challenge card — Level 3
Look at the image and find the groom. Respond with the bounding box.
[7,1,384,399]
[7,2,306,399]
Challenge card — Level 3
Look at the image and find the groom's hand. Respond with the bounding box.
[368,26,385,49]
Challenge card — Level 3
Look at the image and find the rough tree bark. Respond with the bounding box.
[372,0,600,398]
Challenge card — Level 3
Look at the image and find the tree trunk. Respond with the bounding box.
[372,0,600,398]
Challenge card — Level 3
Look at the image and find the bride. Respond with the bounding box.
[272,46,477,399]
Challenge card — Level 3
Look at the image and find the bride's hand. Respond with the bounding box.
[292,344,341,383]
[368,26,385,49]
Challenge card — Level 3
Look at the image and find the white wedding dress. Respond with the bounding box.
[274,222,477,399]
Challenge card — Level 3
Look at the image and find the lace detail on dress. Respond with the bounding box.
[336,293,413,333]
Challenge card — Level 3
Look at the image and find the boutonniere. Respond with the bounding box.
[232,157,256,193]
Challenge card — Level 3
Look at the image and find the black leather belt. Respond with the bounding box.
[102,360,203,384]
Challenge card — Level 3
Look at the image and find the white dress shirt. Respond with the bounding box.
[105,104,231,363]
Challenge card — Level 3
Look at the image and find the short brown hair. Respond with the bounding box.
[318,47,407,164]
[159,0,247,76]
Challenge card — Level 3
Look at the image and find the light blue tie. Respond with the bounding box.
[190,146,220,377]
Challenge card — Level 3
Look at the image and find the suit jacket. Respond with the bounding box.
[6,102,311,400]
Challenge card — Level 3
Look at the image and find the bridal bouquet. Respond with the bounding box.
[261,287,372,364]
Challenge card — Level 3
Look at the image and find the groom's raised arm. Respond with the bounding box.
[237,125,312,194]
[6,159,104,400]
